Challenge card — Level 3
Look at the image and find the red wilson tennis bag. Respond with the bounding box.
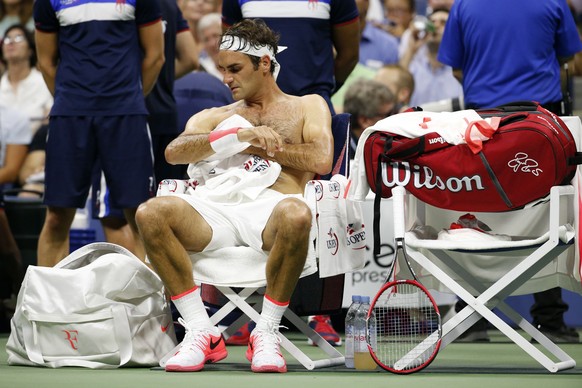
[364,102,582,255]
[364,102,582,211]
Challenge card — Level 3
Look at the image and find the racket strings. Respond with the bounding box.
[371,283,440,371]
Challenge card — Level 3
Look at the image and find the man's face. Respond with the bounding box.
[384,0,414,29]
[426,10,449,53]
[217,50,261,101]
[2,29,30,64]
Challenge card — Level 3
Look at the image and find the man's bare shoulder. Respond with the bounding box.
[185,101,243,134]
[296,93,330,114]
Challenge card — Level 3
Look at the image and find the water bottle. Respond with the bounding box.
[354,296,377,371]
[344,295,361,368]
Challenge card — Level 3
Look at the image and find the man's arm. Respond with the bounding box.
[18,150,45,186]
[0,144,28,185]
[139,21,165,95]
[165,107,231,165]
[331,20,360,89]
[35,30,59,96]
[175,29,199,79]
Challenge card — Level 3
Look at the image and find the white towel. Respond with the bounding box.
[305,174,366,277]
[189,246,317,287]
[165,114,283,204]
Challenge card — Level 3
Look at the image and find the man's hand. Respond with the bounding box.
[237,126,284,157]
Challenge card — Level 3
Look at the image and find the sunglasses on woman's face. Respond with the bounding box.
[3,34,26,45]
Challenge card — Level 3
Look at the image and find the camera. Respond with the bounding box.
[412,16,435,39]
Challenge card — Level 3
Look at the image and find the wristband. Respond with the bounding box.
[207,127,251,160]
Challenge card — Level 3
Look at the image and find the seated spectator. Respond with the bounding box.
[357,0,399,70]
[0,103,30,189]
[179,0,219,46]
[374,63,415,111]
[378,0,416,41]
[343,78,396,158]
[0,24,53,134]
[197,12,223,79]
[331,64,377,113]
[135,19,333,373]
[18,123,46,196]
[0,0,34,38]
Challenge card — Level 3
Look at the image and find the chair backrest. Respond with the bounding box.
[316,113,350,180]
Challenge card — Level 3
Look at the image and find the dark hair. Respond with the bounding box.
[384,0,415,13]
[0,24,36,67]
[221,19,280,74]
[429,7,450,17]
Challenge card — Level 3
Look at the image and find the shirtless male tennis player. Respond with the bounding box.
[135,19,333,373]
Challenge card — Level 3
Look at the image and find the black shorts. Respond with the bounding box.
[44,115,155,209]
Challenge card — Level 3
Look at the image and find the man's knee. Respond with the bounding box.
[44,207,76,231]
[135,196,177,235]
[277,198,312,232]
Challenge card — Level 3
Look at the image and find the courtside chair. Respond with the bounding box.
[389,116,582,372]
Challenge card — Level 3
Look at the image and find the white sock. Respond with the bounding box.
[256,294,289,331]
[171,286,215,331]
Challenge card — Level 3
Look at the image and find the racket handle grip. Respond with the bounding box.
[392,186,406,239]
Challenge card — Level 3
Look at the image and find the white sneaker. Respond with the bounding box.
[165,318,228,372]
[245,323,287,373]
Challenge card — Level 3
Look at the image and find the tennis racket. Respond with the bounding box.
[366,186,442,374]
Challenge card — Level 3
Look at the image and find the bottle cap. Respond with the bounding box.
[361,296,371,303]
[352,295,361,303]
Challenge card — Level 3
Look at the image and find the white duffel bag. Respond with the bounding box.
[6,242,177,368]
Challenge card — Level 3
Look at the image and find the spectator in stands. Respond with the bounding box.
[197,12,223,79]
[343,79,396,159]
[374,64,415,111]
[438,0,582,343]
[0,24,53,134]
[17,123,45,196]
[0,103,30,189]
[426,0,454,14]
[0,0,33,37]
[400,7,462,107]
[357,0,399,70]
[379,0,415,41]
[179,0,219,46]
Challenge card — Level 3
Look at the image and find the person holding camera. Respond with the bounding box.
[399,7,462,107]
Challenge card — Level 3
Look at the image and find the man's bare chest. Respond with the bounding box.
[237,105,304,143]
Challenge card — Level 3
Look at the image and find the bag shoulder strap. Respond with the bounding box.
[55,242,138,269]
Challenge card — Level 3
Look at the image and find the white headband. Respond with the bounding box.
[219,35,287,80]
